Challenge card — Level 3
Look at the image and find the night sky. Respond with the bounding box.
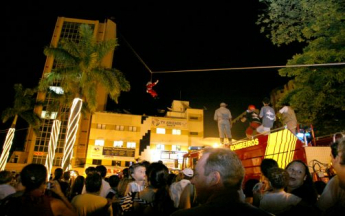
[2,1,304,150]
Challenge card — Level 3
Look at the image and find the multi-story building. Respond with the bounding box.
[5,17,204,175]
[86,100,204,174]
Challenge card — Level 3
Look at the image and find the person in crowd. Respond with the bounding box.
[124,163,146,195]
[278,103,297,134]
[241,105,262,138]
[167,173,177,186]
[0,171,16,200]
[117,168,132,198]
[316,139,345,215]
[171,147,271,216]
[106,175,120,200]
[82,165,111,197]
[72,172,112,216]
[214,102,232,146]
[170,168,194,208]
[69,175,85,201]
[259,167,301,215]
[62,171,71,195]
[285,160,318,204]
[53,168,70,197]
[243,178,259,204]
[85,166,96,175]
[253,158,279,207]
[332,138,345,189]
[178,177,198,209]
[96,165,111,197]
[256,97,276,134]
[121,162,176,216]
[2,163,75,216]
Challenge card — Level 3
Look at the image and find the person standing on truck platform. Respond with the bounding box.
[278,103,297,134]
[241,105,262,138]
[214,102,232,146]
[256,97,276,134]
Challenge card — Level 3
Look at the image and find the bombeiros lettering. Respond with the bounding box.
[230,138,259,150]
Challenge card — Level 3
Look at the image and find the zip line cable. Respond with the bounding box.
[0,127,30,133]
[120,34,153,74]
[152,62,345,74]
[121,36,345,74]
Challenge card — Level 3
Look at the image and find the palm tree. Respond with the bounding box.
[0,84,41,170]
[43,90,75,179]
[39,24,130,171]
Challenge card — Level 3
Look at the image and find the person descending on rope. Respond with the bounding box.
[146,80,159,98]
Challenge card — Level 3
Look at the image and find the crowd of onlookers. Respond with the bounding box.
[0,137,344,216]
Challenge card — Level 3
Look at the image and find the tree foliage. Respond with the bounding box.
[257,0,345,135]
[1,84,41,134]
[39,24,130,113]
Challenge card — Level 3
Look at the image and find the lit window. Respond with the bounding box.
[127,142,136,149]
[156,144,165,150]
[156,128,166,134]
[49,86,64,94]
[95,139,104,146]
[41,111,58,119]
[115,125,124,131]
[129,126,137,132]
[97,124,106,129]
[172,129,181,135]
[172,145,181,151]
[114,141,123,148]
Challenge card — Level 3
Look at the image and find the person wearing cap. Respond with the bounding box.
[277,103,297,134]
[146,80,159,98]
[241,105,262,138]
[170,168,194,208]
[214,102,232,146]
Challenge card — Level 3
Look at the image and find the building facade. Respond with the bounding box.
[86,100,204,174]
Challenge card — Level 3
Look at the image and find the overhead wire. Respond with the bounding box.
[152,62,345,74]
[120,35,345,75]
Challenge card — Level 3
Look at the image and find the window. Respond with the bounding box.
[156,128,166,134]
[112,160,121,166]
[97,124,106,129]
[95,139,104,146]
[53,157,62,166]
[32,155,45,165]
[41,111,58,119]
[172,129,181,135]
[125,161,133,167]
[156,144,165,150]
[115,125,124,131]
[129,126,137,132]
[189,116,199,120]
[172,145,181,151]
[92,159,102,165]
[127,142,136,149]
[114,141,123,148]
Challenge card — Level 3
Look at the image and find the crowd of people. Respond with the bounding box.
[0,137,344,216]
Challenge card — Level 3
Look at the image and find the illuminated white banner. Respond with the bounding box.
[151,118,188,129]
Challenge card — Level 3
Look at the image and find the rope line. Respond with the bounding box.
[119,34,153,74]
[152,62,345,74]
[121,35,345,74]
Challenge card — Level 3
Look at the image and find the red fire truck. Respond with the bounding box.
[182,129,333,185]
